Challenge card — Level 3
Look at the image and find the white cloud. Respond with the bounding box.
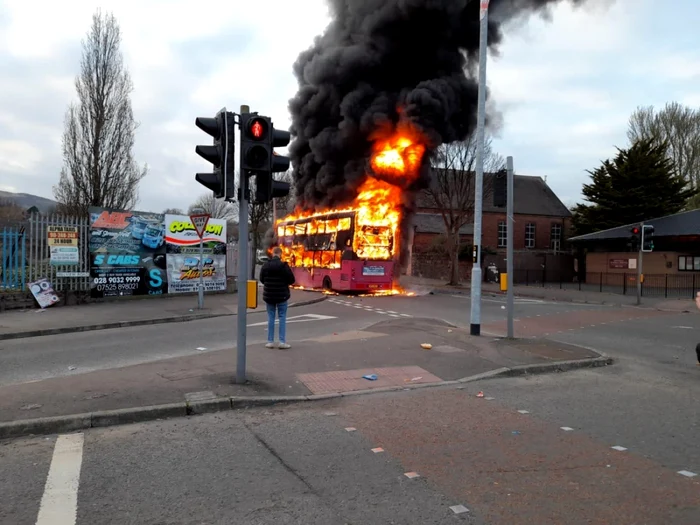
[0,140,43,172]
[0,0,698,213]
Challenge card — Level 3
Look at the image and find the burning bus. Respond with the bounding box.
[276,209,396,293]
[274,132,425,294]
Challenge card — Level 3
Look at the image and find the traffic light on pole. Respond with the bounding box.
[629,225,641,251]
[194,109,235,200]
[641,224,654,252]
[239,113,291,203]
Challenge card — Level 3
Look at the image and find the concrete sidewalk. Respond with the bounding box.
[0,317,611,438]
[0,289,325,340]
[400,275,695,312]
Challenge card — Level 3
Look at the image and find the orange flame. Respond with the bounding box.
[276,128,426,294]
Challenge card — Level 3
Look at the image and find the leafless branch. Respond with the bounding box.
[53,10,147,216]
[187,193,236,220]
[628,102,700,208]
[424,135,504,284]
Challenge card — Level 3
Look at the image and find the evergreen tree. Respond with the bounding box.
[571,138,695,236]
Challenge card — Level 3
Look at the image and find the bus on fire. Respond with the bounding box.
[275,210,396,293]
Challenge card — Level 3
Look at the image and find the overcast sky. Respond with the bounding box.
[0,0,698,213]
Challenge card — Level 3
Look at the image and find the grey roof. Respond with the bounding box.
[417,171,572,218]
[412,213,474,235]
[568,209,700,242]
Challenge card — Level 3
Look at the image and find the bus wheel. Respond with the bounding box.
[322,277,332,291]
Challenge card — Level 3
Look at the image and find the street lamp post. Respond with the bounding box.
[470,0,490,336]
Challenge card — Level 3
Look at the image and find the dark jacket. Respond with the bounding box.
[260,256,295,305]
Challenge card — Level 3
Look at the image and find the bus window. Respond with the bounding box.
[338,217,351,231]
[277,225,285,237]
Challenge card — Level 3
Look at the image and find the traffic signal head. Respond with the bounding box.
[194,110,235,200]
[642,224,655,252]
[240,113,292,203]
[240,114,271,172]
[628,225,641,251]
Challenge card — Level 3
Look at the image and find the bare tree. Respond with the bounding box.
[425,136,505,285]
[187,193,236,220]
[628,102,700,208]
[53,11,147,216]
[163,207,184,215]
[0,198,25,223]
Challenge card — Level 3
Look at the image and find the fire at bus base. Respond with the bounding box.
[274,129,425,295]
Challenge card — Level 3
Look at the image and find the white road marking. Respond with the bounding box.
[389,314,400,317]
[611,445,627,451]
[673,326,694,329]
[678,470,697,478]
[345,427,356,432]
[400,314,411,317]
[247,313,337,327]
[517,410,529,414]
[35,433,84,525]
[387,311,398,314]
[561,427,574,431]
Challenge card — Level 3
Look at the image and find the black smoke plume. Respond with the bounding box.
[287,0,587,264]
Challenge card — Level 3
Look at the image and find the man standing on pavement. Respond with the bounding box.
[260,247,296,349]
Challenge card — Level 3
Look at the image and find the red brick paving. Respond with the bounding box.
[297,366,441,394]
[483,307,675,338]
[337,389,700,524]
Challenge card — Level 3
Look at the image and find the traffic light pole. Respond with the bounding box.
[636,222,643,306]
[236,105,250,384]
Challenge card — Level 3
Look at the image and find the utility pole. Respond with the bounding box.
[506,156,514,339]
[236,104,250,384]
[636,222,643,306]
[469,0,490,336]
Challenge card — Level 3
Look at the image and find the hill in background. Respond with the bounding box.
[0,190,57,213]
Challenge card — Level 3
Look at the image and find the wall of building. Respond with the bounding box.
[482,213,571,251]
[586,251,686,274]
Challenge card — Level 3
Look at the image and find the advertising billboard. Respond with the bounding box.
[164,214,227,294]
[88,207,168,298]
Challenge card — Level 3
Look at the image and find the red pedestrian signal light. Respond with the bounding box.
[247,117,268,141]
[630,226,640,235]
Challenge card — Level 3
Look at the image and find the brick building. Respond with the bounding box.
[568,209,700,291]
[406,172,573,282]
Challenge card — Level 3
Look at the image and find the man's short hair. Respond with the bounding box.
[272,247,282,257]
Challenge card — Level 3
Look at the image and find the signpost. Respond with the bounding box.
[190,211,210,309]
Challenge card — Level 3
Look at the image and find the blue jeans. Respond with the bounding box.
[266,301,288,343]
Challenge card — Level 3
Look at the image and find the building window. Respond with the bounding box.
[678,256,700,271]
[550,223,562,252]
[525,223,536,249]
[497,221,507,248]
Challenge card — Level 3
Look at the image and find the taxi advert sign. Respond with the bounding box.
[190,213,210,239]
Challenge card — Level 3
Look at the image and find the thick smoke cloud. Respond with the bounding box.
[288,0,587,214]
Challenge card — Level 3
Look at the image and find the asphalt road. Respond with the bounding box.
[3,291,700,523]
[4,387,700,525]
[0,292,608,386]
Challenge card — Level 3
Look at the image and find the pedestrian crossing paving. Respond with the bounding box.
[327,298,412,318]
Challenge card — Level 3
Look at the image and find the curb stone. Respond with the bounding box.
[0,296,327,341]
[427,286,691,312]
[0,355,613,441]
